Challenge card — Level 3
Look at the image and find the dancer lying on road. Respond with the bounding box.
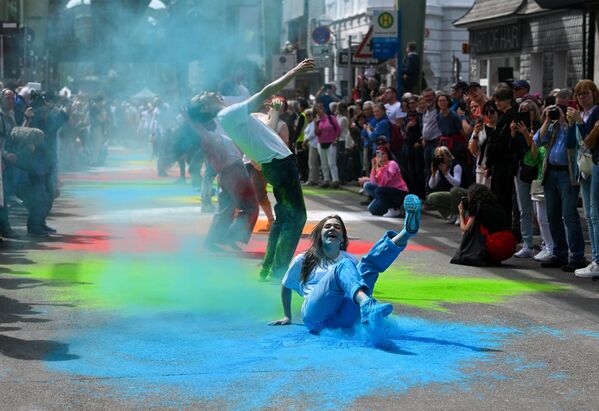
[270,195,421,332]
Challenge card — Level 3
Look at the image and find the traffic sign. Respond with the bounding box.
[272,54,297,89]
[312,26,331,45]
[372,37,397,60]
[373,9,398,38]
[354,26,374,58]
[0,21,18,35]
[338,48,380,66]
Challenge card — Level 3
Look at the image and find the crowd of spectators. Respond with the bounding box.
[214,75,599,278]
[3,69,599,280]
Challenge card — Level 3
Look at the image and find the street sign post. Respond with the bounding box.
[311,25,332,69]
[272,54,297,90]
[354,26,374,59]
[372,9,399,61]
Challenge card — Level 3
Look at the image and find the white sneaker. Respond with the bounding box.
[446,214,458,225]
[514,246,534,258]
[533,248,554,262]
[383,208,402,218]
[575,261,599,278]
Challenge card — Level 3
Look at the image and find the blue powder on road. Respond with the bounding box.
[574,330,599,340]
[47,313,516,409]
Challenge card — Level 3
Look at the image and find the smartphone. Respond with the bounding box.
[568,100,578,109]
[515,111,530,125]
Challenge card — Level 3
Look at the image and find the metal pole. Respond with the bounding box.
[348,35,352,100]
[396,10,403,96]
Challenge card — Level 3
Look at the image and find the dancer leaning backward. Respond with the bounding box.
[187,59,316,281]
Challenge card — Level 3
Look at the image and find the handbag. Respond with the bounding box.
[450,221,487,266]
[530,179,543,196]
[577,126,593,175]
[518,164,538,184]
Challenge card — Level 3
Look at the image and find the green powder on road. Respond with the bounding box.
[373,268,567,311]
[22,259,566,314]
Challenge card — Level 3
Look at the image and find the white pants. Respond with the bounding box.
[308,146,320,183]
[533,198,554,253]
[318,143,339,183]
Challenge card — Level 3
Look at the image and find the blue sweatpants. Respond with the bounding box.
[301,231,405,331]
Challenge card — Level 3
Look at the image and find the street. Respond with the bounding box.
[1,147,599,410]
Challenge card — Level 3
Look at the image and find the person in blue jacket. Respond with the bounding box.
[270,195,421,333]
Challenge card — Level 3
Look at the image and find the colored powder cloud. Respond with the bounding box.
[373,268,567,311]
[46,312,517,409]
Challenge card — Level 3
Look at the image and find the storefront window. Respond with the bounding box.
[478,56,521,94]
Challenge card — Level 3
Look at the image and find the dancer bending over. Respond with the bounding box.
[270,195,421,332]
[187,59,315,281]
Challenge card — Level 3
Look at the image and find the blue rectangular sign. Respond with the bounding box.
[372,37,398,60]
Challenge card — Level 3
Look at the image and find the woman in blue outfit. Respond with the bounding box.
[270,195,421,332]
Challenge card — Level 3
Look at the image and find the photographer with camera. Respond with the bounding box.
[451,183,515,266]
[357,145,409,217]
[424,146,467,223]
[533,94,587,272]
[511,100,543,259]
[468,100,498,188]
[315,83,340,115]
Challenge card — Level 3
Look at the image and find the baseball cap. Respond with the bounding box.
[513,80,530,90]
[466,82,481,92]
[452,81,468,92]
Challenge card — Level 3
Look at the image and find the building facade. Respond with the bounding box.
[455,0,592,96]
[280,0,473,98]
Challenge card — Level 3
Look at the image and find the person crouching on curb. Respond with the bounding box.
[358,145,409,218]
[452,183,516,266]
[269,194,421,333]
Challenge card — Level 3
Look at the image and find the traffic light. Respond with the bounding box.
[462,43,470,54]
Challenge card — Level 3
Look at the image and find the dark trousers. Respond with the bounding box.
[296,142,309,182]
[336,144,348,183]
[490,170,513,217]
[44,166,57,224]
[260,156,307,279]
[424,138,439,183]
[401,143,426,199]
[206,161,259,246]
[364,183,408,216]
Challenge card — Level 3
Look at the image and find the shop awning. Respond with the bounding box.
[454,0,525,27]
[535,0,592,8]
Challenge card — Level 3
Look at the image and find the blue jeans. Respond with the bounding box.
[590,164,599,263]
[261,156,307,279]
[363,182,407,216]
[543,168,585,262]
[514,175,533,249]
[580,176,596,262]
[302,232,405,331]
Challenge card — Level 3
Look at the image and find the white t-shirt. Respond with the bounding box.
[217,102,292,164]
[385,101,407,124]
[282,251,358,297]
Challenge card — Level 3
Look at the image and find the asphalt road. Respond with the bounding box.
[1,147,598,410]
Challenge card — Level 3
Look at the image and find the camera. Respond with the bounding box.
[432,156,444,168]
[548,107,560,121]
